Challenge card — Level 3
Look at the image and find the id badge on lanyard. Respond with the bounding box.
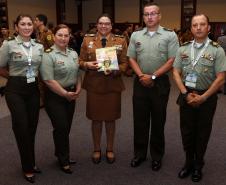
[185,72,197,88]
[185,39,210,89]
[26,65,35,83]
[17,38,35,83]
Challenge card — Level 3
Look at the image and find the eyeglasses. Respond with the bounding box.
[143,12,160,17]
[98,22,111,26]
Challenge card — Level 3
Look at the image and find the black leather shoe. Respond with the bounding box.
[178,167,192,179]
[61,165,73,174]
[24,173,35,183]
[33,166,42,173]
[191,169,202,182]
[151,160,161,171]
[106,150,115,164]
[130,157,145,167]
[92,151,101,164]
[69,159,76,165]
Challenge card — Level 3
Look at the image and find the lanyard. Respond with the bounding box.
[191,39,210,68]
[15,38,33,66]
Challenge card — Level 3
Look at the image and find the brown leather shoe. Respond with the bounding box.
[92,151,101,164]
[106,150,115,164]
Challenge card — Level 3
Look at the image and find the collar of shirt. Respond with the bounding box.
[16,35,36,46]
[193,37,209,49]
[52,44,71,56]
[143,25,162,36]
[96,33,111,42]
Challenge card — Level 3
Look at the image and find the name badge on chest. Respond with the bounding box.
[26,66,35,83]
[185,72,197,88]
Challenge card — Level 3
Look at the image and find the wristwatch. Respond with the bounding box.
[151,74,157,80]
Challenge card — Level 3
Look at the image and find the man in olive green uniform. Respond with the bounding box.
[127,2,179,170]
[173,14,226,182]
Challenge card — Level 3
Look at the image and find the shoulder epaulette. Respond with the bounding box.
[210,41,220,47]
[45,48,53,53]
[181,41,192,46]
[163,27,173,32]
[85,34,95,37]
[7,36,15,41]
[115,34,124,38]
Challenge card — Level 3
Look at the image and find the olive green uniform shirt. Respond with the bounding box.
[173,39,226,90]
[40,45,80,88]
[0,35,44,76]
[127,26,179,74]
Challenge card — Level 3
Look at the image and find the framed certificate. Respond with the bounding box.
[95,46,119,72]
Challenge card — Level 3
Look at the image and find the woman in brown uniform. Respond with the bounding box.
[79,14,128,164]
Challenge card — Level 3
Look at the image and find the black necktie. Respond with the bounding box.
[101,38,107,48]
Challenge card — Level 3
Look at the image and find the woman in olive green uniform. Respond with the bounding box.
[40,24,81,174]
[0,14,43,183]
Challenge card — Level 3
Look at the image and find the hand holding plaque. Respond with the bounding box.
[95,47,119,73]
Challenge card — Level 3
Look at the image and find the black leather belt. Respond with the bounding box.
[64,85,75,91]
[187,88,207,95]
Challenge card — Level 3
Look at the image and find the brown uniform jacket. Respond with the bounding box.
[79,33,128,93]
[36,27,54,50]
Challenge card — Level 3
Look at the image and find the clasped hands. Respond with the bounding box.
[139,74,154,87]
[64,89,80,102]
[185,93,206,107]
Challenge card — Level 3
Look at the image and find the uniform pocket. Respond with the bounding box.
[197,59,214,74]
[12,52,25,61]
[55,63,67,74]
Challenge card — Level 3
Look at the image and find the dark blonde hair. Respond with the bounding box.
[53,24,70,35]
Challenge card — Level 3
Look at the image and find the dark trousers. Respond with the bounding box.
[5,77,40,173]
[179,93,217,169]
[133,76,170,161]
[45,88,75,167]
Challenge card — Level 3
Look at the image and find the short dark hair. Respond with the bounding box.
[36,14,48,26]
[15,14,33,26]
[53,24,70,35]
[143,2,160,12]
[96,13,113,24]
[191,14,210,25]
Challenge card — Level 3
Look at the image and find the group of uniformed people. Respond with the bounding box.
[0,14,81,183]
[0,2,226,184]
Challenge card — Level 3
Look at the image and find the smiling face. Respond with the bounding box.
[54,28,70,50]
[97,16,112,37]
[15,16,33,40]
[191,14,210,43]
[143,5,161,31]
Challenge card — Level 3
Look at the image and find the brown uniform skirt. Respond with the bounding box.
[86,91,121,121]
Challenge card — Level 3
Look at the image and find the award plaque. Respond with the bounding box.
[95,46,119,72]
